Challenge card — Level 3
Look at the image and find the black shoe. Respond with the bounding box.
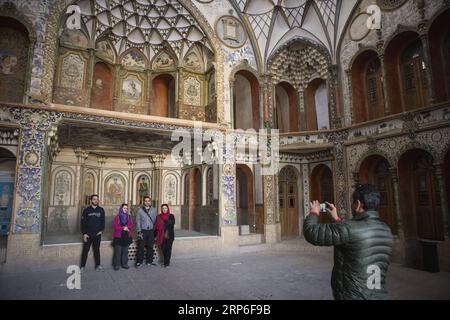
[122,265,130,269]
[114,266,120,271]
[136,262,142,268]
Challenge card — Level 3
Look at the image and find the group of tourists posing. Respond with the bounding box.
[80,194,175,272]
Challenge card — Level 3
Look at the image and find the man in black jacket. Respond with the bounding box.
[80,194,105,272]
[303,184,393,300]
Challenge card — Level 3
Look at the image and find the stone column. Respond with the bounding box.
[11,109,61,234]
[127,158,136,205]
[328,131,349,218]
[301,161,310,219]
[74,147,89,223]
[86,48,95,108]
[327,65,341,129]
[261,80,281,243]
[378,53,391,115]
[263,174,281,244]
[298,89,306,131]
[218,131,239,253]
[418,23,437,104]
[188,168,196,230]
[345,69,355,124]
[389,167,405,239]
[229,77,235,128]
[434,164,450,238]
[112,65,120,111]
[150,154,166,211]
[260,74,274,130]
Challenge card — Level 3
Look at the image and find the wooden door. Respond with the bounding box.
[444,31,450,99]
[372,160,397,234]
[401,41,429,110]
[413,154,443,240]
[279,167,299,237]
[365,57,384,120]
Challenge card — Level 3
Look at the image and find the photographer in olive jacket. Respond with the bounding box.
[303,184,393,300]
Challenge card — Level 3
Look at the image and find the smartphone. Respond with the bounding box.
[320,203,328,213]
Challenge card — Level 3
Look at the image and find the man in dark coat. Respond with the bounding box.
[80,194,105,272]
[303,184,394,300]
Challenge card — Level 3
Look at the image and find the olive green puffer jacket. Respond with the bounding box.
[303,211,393,300]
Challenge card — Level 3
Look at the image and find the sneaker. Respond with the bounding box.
[136,262,142,268]
[146,261,156,266]
[95,265,105,272]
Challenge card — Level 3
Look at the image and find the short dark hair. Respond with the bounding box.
[143,196,151,201]
[121,203,128,208]
[352,184,380,211]
[90,194,99,201]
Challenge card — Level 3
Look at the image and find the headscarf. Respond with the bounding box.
[155,204,170,246]
[118,205,128,226]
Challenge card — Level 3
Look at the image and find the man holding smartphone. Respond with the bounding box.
[303,184,393,300]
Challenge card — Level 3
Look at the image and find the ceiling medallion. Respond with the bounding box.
[376,0,408,11]
[349,12,372,42]
[215,15,247,49]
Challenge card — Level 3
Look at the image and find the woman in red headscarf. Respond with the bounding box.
[155,204,175,267]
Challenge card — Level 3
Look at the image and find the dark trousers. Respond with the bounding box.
[162,239,174,266]
[81,234,101,268]
[137,229,155,264]
[113,245,129,267]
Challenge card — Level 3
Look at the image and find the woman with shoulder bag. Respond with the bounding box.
[112,203,133,270]
[155,204,175,268]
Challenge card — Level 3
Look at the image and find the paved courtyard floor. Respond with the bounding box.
[0,249,449,300]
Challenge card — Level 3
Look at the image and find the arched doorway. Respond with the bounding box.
[385,31,428,113]
[152,74,176,117]
[398,149,443,271]
[188,168,201,231]
[400,40,429,110]
[351,51,385,123]
[305,79,329,131]
[429,8,450,102]
[310,164,335,223]
[359,155,397,234]
[236,165,254,234]
[275,82,298,133]
[90,62,113,111]
[233,70,260,130]
[0,17,30,103]
[445,150,450,228]
[0,147,16,264]
[278,166,299,237]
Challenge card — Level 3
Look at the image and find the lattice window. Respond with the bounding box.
[315,0,337,28]
[247,11,272,42]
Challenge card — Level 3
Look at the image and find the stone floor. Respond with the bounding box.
[0,248,449,300]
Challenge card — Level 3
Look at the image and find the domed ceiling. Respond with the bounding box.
[230,0,359,64]
[69,0,214,64]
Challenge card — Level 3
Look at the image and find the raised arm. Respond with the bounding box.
[303,214,350,247]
